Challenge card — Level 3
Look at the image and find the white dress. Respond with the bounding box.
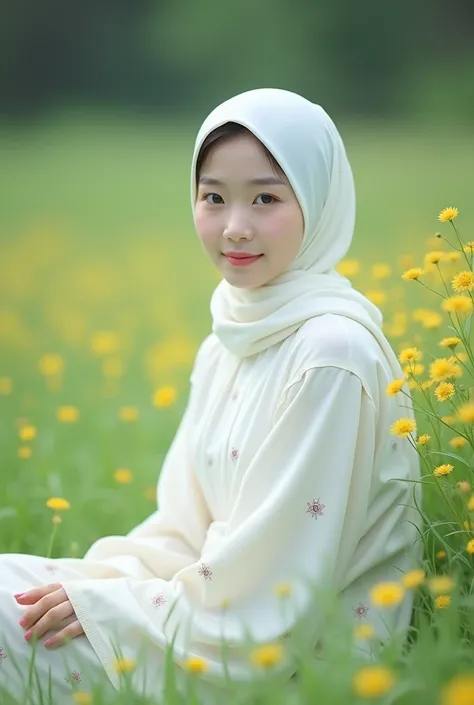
[0,314,421,702]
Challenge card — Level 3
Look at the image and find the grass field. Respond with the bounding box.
[1,115,474,703]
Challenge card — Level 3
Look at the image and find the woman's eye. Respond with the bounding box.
[255,193,276,205]
[204,193,224,204]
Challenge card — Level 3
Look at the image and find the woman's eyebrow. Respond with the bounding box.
[198,176,285,186]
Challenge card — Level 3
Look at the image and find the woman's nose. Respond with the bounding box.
[223,212,253,240]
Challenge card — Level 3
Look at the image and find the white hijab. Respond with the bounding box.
[190,88,402,378]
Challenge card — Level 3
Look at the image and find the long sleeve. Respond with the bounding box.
[62,366,384,690]
[83,362,212,580]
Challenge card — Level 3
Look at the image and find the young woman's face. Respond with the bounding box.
[194,133,304,289]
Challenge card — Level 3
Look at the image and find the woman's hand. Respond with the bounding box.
[15,583,84,649]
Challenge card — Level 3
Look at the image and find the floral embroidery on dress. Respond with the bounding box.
[0,647,7,664]
[353,603,369,620]
[306,498,325,519]
[231,448,239,462]
[198,563,213,580]
[64,670,82,685]
[151,592,167,608]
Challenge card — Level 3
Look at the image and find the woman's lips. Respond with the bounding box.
[224,254,263,267]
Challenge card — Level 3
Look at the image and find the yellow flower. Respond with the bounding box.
[372,263,391,280]
[56,406,79,423]
[274,582,292,598]
[467,539,474,554]
[153,385,177,408]
[445,251,461,263]
[433,464,454,477]
[464,242,474,254]
[425,250,445,265]
[352,666,395,699]
[119,406,139,422]
[435,595,451,608]
[401,569,425,589]
[429,358,459,381]
[442,296,473,315]
[112,657,136,674]
[421,311,443,329]
[46,497,70,511]
[398,347,421,363]
[72,694,93,705]
[354,623,375,640]
[91,331,120,356]
[386,379,405,396]
[19,425,36,442]
[436,550,447,559]
[364,289,386,306]
[0,377,13,395]
[435,382,455,401]
[442,415,457,425]
[458,481,471,493]
[250,643,285,669]
[428,576,454,594]
[390,418,416,438]
[336,259,360,277]
[18,446,32,459]
[38,353,64,376]
[440,337,462,349]
[401,268,424,281]
[403,363,425,377]
[450,436,467,448]
[417,434,431,445]
[114,469,133,484]
[441,674,474,705]
[457,403,474,423]
[452,271,474,292]
[184,656,208,674]
[438,206,459,222]
[369,582,405,607]
[468,495,474,510]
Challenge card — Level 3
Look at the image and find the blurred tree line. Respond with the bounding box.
[1,0,473,120]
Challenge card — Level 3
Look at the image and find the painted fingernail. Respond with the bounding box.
[24,630,32,641]
[19,617,26,627]
[43,639,53,647]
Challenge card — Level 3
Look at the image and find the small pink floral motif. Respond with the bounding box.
[151,592,167,608]
[0,647,7,664]
[198,563,213,581]
[306,498,325,519]
[64,670,82,685]
[45,563,59,574]
[353,603,369,620]
[231,448,239,462]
